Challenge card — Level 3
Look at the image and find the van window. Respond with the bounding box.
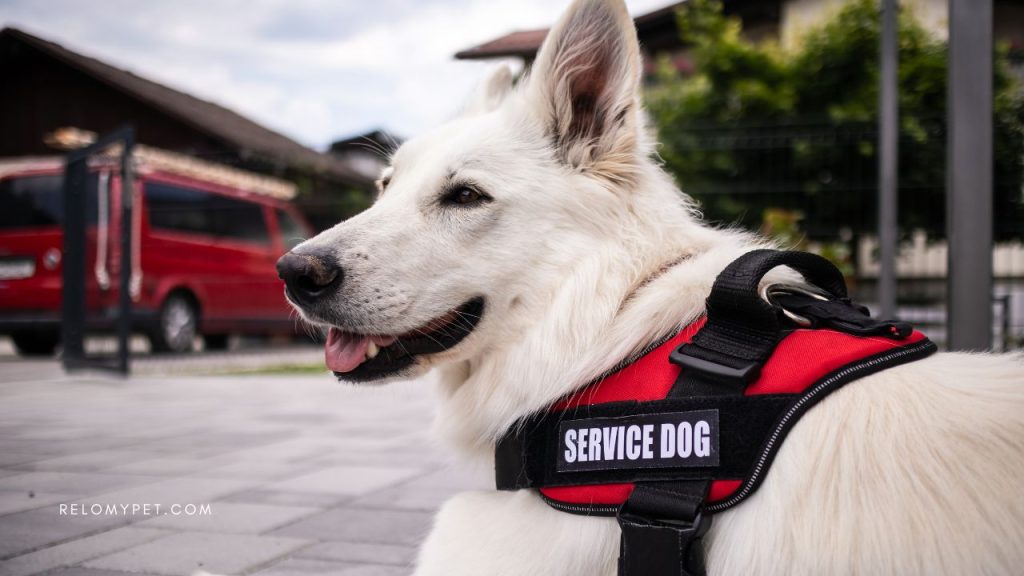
[145,182,269,244]
[0,174,100,230]
[220,199,269,244]
[275,209,308,251]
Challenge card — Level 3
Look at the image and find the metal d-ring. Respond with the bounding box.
[761,284,830,327]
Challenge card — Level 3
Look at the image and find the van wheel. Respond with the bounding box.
[203,334,229,351]
[150,294,197,354]
[11,330,60,356]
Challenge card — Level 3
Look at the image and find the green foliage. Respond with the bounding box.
[647,0,1024,242]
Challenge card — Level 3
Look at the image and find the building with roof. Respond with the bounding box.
[456,0,1024,75]
[328,129,404,182]
[0,27,374,231]
[455,1,781,76]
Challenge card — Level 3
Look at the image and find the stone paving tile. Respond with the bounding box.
[71,477,254,511]
[217,489,351,509]
[103,458,218,477]
[0,490,76,516]
[136,502,317,534]
[138,432,289,459]
[0,440,77,459]
[83,532,311,576]
[0,439,137,459]
[298,541,417,566]
[403,464,491,491]
[334,566,411,576]
[189,460,321,482]
[224,439,353,467]
[15,450,157,474]
[349,482,461,512]
[0,506,132,559]
[269,508,433,546]
[266,466,423,497]
[39,567,163,576]
[0,364,478,575]
[0,452,46,467]
[0,526,168,576]
[0,472,156,497]
[249,557,355,575]
[252,557,412,576]
[311,449,445,468]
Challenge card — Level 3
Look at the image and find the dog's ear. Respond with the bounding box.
[526,0,642,181]
[462,65,514,116]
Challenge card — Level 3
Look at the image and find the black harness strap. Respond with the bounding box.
[619,480,711,576]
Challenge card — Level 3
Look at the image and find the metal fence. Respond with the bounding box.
[666,118,1024,349]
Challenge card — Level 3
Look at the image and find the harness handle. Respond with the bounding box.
[668,250,844,394]
[700,249,850,349]
[671,249,911,398]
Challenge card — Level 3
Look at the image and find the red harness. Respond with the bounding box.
[493,250,936,576]
[538,317,930,512]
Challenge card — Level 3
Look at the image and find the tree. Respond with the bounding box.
[646,0,1024,243]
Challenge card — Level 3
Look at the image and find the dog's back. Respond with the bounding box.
[708,351,1024,575]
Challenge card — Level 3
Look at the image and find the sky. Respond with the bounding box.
[0,0,671,151]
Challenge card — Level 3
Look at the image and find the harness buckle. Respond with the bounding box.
[618,509,711,576]
[669,346,761,387]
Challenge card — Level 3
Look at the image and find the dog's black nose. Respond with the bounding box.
[276,250,342,306]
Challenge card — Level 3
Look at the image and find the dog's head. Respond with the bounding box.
[279,0,650,383]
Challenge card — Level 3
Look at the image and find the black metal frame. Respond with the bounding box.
[61,125,135,374]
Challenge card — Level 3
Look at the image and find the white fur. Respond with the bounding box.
[290,0,1024,574]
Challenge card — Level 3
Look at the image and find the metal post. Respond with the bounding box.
[61,125,135,374]
[61,160,88,367]
[117,132,135,374]
[947,0,993,351]
[878,0,899,320]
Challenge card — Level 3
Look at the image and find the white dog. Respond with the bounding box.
[279,0,1024,573]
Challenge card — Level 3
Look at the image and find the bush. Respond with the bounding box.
[647,0,1024,242]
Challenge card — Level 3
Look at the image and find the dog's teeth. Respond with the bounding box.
[366,342,379,360]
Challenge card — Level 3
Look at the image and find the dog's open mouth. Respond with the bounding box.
[325,297,484,381]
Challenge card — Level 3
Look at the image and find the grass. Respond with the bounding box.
[219,362,328,375]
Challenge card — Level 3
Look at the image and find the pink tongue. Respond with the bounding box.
[325,328,371,373]
[324,329,398,373]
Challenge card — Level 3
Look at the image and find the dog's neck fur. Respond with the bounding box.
[432,160,773,459]
[427,0,787,459]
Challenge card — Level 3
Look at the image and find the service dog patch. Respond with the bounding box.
[556,410,719,472]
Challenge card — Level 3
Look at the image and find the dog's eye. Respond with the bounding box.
[444,186,487,206]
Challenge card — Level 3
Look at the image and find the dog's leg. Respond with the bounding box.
[415,490,619,576]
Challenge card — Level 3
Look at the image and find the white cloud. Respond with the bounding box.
[1,0,672,149]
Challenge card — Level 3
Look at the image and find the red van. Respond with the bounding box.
[0,150,313,355]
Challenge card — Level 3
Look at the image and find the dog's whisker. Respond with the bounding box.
[408,327,449,350]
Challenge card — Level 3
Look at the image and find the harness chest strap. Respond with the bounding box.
[493,250,937,576]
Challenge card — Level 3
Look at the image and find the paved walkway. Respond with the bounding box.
[0,359,489,576]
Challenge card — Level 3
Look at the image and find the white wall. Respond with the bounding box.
[858,231,1024,279]
[781,0,948,49]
